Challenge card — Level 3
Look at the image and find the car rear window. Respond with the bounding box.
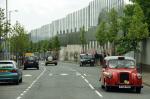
[0,62,14,68]
[108,59,135,68]
[25,56,35,61]
[81,55,93,59]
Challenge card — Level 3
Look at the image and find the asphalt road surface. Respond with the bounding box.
[0,61,150,99]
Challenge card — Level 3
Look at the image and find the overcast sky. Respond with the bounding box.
[0,0,92,31]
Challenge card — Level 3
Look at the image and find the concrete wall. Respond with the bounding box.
[141,38,150,65]
[59,45,82,61]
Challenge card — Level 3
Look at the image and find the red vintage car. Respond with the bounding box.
[100,56,143,93]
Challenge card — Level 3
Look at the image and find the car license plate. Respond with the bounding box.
[29,62,33,63]
[119,85,131,88]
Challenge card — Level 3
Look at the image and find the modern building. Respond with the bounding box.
[30,0,132,42]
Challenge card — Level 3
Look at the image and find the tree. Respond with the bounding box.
[127,3,149,52]
[52,36,60,51]
[10,22,30,58]
[0,8,9,53]
[96,21,108,50]
[116,4,136,55]
[80,26,86,53]
[107,8,119,55]
[120,4,135,36]
[131,0,150,33]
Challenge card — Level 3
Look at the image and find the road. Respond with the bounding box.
[0,61,150,99]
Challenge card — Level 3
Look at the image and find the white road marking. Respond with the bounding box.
[78,72,103,98]
[88,84,95,90]
[84,74,87,76]
[49,73,53,76]
[60,73,68,76]
[95,90,103,98]
[76,72,81,76]
[84,79,89,83]
[20,93,24,96]
[23,74,32,77]
[16,97,21,99]
[16,66,46,99]
[81,75,85,79]
[23,91,27,93]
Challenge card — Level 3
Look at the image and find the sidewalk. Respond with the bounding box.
[142,65,150,87]
[143,71,150,86]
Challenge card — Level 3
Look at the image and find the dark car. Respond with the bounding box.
[0,60,22,85]
[24,56,39,70]
[45,56,58,66]
[80,54,95,66]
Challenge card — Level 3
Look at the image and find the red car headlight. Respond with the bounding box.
[137,73,142,79]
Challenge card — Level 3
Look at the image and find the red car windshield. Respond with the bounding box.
[108,59,135,68]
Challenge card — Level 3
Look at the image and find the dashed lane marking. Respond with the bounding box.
[76,72,81,76]
[49,73,53,76]
[16,66,46,99]
[88,83,95,90]
[81,75,85,79]
[76,71,103,98]
[84,74,87,76]
[95,90,103,98]
[60,73,69,76]
[23,74,32,77]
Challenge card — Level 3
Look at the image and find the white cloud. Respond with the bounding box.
[0,0,92,31]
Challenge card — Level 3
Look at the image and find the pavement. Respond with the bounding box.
[142,65,150,87]
[0,61,150,99]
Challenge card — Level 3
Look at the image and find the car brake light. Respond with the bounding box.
[11,69,17,73]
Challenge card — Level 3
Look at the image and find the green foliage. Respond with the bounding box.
[116,3,149,54]
[29,36,60,53]
[52,36,60,51]
[96,21,108,46]
[128,3,149,41]
[80,26,86,45]
[132,0,150,33]
[0,8,5,37]
[107,8,119,42]
[0,8,8,52]
[120,4,135,36]
[10,22,30,55]
[80,26,86,52]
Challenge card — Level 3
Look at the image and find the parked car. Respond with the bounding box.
[100,56,143,93]
[80,54,95,66]
[0,60,22,85]
[24,56,39,70]
[45,56,58,66]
